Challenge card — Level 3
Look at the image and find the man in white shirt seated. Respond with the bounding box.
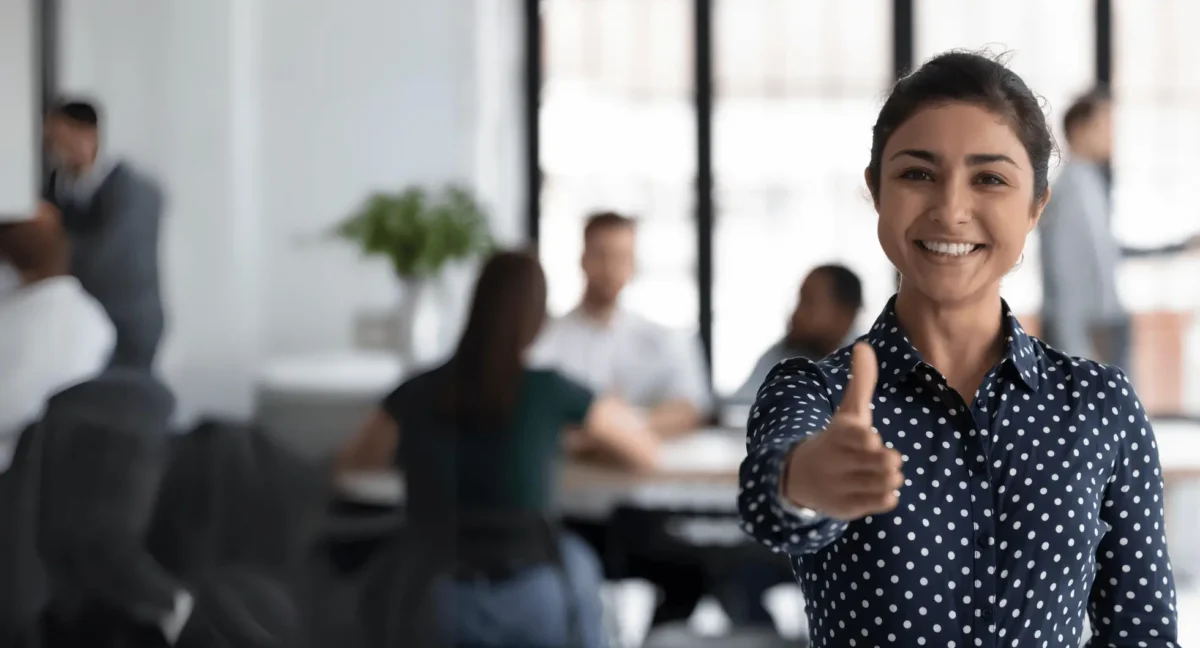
[532,211,717,627]
[0,202,114,466]
[531,211,712,440]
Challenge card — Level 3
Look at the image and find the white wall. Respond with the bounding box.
[58,0,524,422]
[0,0,38,219]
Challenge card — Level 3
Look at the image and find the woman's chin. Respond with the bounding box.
[899,275,995,308]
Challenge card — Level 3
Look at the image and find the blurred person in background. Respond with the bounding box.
[336,250,659,647]
[0,202,113,471]
[1040,88,1200,369]
[730,264,864,404]
[43,99,166,371]
[530,211,712,440]
[0,203,112,646]
[529,211,718,627]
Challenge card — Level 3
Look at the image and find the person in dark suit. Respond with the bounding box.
[43,99,166,370]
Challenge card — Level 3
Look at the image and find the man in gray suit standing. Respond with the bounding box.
[43,100,165,371]
[1040,88,1199,370]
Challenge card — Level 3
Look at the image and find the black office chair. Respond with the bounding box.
[37,373,307,648]
[36,369,182,647]
[0,423,49,647]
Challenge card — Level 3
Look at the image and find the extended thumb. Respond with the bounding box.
[839,342,878,418]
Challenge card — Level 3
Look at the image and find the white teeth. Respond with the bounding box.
[920,241,978,256]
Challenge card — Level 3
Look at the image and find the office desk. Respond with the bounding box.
[335,427,744,520]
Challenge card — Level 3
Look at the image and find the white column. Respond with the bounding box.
[58,0,263,422]
[0,0,38,218]
[156,0,263,421]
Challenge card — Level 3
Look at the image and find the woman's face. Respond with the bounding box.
[871,102,1048,307]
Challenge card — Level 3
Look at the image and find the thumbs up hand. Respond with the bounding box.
[780,343,904,520]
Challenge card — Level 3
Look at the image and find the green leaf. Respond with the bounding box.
[332,183,495,279]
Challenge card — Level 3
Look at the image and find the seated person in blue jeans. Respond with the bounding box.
[335,250,660,647]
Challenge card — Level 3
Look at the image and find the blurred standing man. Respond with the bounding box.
[1040,88,1199,369]
[43,100,166,371]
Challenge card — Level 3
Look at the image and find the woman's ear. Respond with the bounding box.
[864,167,879,206]
[1029,186,1052,233]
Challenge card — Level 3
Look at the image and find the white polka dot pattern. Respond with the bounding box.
[736,298,1180,647]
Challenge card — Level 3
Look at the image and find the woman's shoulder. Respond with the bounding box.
[1031,338,1129,386]
[523,366,584,391]
[382,364,450,412]
[755,346,850,403]
[1027,339,1141,415]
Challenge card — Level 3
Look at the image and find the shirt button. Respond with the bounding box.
[981,608,994,623]
[975,535,988,549]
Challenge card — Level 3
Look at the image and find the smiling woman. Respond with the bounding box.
[737,51,1179,647]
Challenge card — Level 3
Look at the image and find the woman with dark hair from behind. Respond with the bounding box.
[337,250,659,647]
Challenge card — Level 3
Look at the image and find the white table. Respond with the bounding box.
[255,351,404,460]
[336,427,746,520]
[336,418,1200,519]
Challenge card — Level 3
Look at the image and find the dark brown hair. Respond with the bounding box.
[583,211,636,242]
[440,250,548,427]
[0,203,69,279]
[1062,87,1111,143]
[867,51,1055,203]
[49,99,100,129]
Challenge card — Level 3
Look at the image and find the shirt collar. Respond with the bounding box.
[56,157,117,205]
[864,295,1040,392]
[566,305,629,331]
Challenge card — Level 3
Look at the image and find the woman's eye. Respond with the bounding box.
[900,168,933,181]
[975,173,1006,186]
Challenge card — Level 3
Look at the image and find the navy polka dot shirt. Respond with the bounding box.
[738,297,1179,647]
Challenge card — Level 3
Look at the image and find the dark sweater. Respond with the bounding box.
[44,163,165,370]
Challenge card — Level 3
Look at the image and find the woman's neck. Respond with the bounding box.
[894,286,1007,401]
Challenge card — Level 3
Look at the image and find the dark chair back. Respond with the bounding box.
[37,369,180,623]
[146,419,327,581]
[0,423,48,645]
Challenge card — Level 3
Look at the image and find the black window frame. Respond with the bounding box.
[523,0,1110,392]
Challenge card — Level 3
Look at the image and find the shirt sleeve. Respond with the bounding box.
[660,331,713,415]
[1120,241,1187,259]
[1086,369,1179,646]
[737,357,848,557]
[0,283,114,453]
[549,370,595,426]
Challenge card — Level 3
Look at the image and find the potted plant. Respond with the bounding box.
[334,184,493,363]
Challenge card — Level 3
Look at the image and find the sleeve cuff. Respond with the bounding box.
[774,440,828,525]
[160,590,194,645]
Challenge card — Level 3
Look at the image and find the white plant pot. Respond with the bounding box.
[395,276,434,368]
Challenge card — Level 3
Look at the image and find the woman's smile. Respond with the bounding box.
[913,239,988,264]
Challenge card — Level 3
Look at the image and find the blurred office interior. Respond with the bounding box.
[2,0,1199,646]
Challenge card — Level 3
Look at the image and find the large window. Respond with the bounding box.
[539,0,698,329]
[916,0,1095,317]
[532,0,1125,395]
[711,0,893,394]
[1112,0,1200,315]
